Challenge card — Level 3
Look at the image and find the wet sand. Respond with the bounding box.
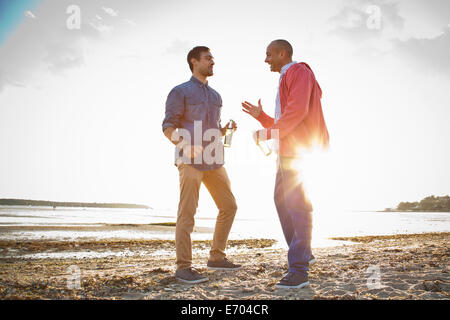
[0,232,448,300]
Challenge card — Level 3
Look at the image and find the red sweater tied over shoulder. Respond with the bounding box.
[256,62,329,157]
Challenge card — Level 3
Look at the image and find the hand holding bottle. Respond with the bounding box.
[224,119,237,147]
[252,130,272,156]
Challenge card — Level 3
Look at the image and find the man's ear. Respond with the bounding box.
[190,57,198,68]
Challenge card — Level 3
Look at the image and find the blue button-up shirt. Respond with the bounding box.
[162,76,224,171]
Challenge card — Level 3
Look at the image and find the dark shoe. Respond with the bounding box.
[175,267,208,284]
[207,258,242,271]
[283,255,317,277]
[275,272,309,289]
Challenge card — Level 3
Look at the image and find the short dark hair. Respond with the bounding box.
[270,39,293,58]
[187,46,210,72]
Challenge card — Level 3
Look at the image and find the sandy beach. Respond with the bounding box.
[0,232,448,300]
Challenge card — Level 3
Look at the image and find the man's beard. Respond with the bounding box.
[201,67,213,77]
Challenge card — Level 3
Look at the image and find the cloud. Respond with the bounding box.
[89,21,114,33]
[0,0,142,92]
[102,6,118,17]
[0,73,26,90]
[393,26,450,75]
[123,19,137,28]
[329,0,404,42]
[24,10,36,19]
[329,0,450,75]
[164,39,192,55]
[43,34,86,74]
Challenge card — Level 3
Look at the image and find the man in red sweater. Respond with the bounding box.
[242,39,329,289]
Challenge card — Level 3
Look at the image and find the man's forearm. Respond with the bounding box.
[163,127,183,146]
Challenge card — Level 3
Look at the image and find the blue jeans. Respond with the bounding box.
[274,157,313,277]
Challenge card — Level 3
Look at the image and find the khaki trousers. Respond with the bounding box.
[176,163,237,270]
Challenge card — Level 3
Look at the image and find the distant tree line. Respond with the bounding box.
[0,198,150,209]
[394,195,450,212]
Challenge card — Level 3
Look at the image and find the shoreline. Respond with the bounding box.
[379,210,450,213]
[0,232,448,300]
[0,224,211,233]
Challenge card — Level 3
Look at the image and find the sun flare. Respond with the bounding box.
[289,146,331,212]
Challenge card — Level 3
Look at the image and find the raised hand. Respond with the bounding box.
[241,99,263,119]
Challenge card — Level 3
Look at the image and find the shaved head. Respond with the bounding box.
[265,39,294,72]
[269,39,293,58]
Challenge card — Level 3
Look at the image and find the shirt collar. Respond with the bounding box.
[280,61,297,76]
[190,75,208,87]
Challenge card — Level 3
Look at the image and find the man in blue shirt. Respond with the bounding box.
[162,46,240,284]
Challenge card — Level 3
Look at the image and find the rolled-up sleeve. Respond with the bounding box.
[162,87,184,132]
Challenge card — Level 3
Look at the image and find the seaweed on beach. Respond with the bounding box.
[0,233,448,300]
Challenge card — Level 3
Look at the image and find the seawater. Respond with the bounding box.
[0,206,449,248]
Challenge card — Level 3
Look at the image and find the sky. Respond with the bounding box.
[0,0,449,219]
